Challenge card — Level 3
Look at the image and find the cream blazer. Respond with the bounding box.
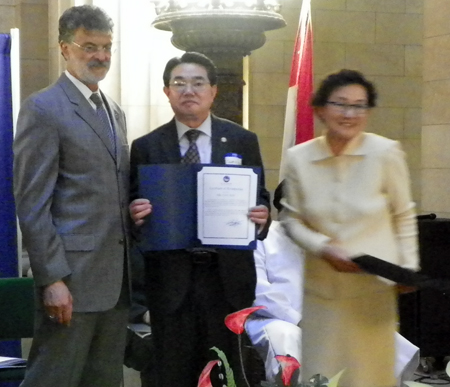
[281,132,419,299]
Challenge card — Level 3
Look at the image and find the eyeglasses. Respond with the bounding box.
[169,79,210,93]
[326,101,370,116]
[71,41,114,55]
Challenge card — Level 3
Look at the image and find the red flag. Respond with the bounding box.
[280,0,313,179]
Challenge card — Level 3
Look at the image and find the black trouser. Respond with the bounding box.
[150,255,248,387]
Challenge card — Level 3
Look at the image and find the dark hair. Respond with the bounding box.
[163,52,218,87]
[311,69,377,108]
[58,5,114,43]
[273,181,284,213]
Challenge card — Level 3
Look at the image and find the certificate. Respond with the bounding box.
[197,166,258,247]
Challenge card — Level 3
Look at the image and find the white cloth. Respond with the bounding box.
[395,334,420,386]
[245,221,419,385]
[249,221,304,324]
[246,318,302,383]
[245,221,304,382]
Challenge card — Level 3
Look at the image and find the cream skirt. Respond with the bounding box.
[301,280,397,387]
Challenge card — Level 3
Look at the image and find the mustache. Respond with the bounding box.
[87,60,110,69]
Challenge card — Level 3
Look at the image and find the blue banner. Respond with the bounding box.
[0,34,17,278]
[0,33,21,387]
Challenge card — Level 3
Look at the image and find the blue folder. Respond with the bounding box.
[137,164,259,251]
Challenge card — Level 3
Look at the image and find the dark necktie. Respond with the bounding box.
[182,129,201,164]
[90,93,116,157]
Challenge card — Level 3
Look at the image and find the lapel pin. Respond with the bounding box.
[221,137,227,143]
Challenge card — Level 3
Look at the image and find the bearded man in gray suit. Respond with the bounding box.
[13,5,130,387]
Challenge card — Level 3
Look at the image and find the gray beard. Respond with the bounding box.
[79,61,110,85]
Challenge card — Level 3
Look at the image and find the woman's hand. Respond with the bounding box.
[320,245,362,273]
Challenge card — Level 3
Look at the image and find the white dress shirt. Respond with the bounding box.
[64,70,96,110]
[176,114,212,163]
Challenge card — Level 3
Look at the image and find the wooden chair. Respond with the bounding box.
[0,277,34,382]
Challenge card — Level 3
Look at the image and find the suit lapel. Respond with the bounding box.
[58,74,116,162]
[160,119,182,163]
[211,116,229,165]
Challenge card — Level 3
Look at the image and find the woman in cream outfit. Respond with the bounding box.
[281,70,419,387]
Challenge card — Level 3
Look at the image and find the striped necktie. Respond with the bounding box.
[182,129,201,164]
[90,93,116,157]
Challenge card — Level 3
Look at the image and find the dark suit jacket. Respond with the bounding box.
[130,115,270,313]
[14,73,131,312]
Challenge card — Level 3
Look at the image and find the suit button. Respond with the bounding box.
[119,239,124,245]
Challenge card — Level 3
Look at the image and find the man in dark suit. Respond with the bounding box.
[130,52,270,386]
[14,5,130,387]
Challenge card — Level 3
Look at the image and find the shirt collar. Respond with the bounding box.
[176,114,212,141]
[64,70,99,102]
[311,132,367,161]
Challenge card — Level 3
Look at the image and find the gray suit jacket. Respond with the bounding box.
[14,73,130,312]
